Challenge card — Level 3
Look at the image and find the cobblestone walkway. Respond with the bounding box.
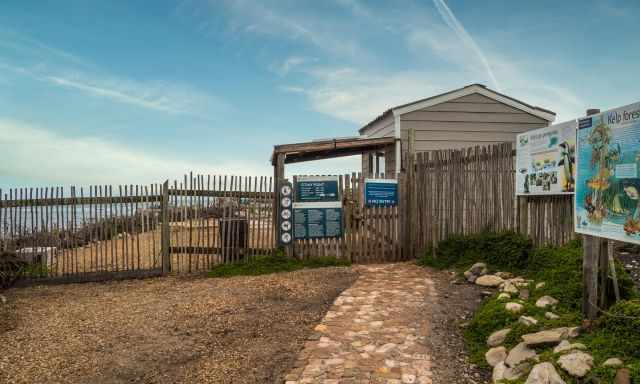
[285,263,435,384]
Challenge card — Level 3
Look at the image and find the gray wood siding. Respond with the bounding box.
[363,115,394,139]
[399,92,550,153]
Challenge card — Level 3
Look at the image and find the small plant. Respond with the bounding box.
[207,251,350,278]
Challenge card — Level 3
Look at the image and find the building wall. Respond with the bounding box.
[399,93,550,152]
[360,143,396,178]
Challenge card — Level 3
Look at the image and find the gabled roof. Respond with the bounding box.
[271,136,395,165]
[359,83,556,134]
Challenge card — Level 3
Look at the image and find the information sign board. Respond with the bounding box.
[365,179,398,207]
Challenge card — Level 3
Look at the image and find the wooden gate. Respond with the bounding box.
[292,173,403,263]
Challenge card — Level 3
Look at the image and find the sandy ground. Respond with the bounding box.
[0,267,357,384]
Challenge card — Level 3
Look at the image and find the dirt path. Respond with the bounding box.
[0,268,356,384]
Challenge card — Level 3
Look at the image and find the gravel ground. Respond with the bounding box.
[0,267,357,384]
[427,269,492,384]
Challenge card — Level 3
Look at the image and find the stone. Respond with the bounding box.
[0,294,6,305]
[519,289,531,300]
[502,281,519,294]
[553,340,587,354]
[519,316,538,326]
[485,346,507,367]
[495,271,514,279]
[464,270,478,283]
[615,368,631,384]
[476,275,505,287]
[487,328,511,347]
[535,282,546,290]
[376,343,397,353]
[401,373,416,383]
[505,302,524,313]
[603,358,623,368]
[468,262,488,276]
[567,327,581,338]
[545,312,559,320]
[535,296,559,308]
[314,324,328,332]
[525,362,566,384]
[557,351,593,377]
[522,328,571,346]
[505,342,538,368]
[493,361,524,383]
[497,293,511,300]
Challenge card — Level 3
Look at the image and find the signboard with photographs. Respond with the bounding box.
[575,102,640,244]
[515,120,577,195]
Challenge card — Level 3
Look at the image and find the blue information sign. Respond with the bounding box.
[293,202,342,239]
[365,179,398,207]
[295,176,339,203]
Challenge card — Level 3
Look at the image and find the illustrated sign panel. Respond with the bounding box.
[575,102,640,243]
[365,179,398,207]
[293,176,342,240]
[295,176,339,202]
[516,121,577,195]
[293,201,342,239]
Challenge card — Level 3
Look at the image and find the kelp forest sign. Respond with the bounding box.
[575,102,640,244]
[516,121,577,195]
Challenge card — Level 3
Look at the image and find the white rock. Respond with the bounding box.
[519,316,539,326]
[525,362,566,384]
[557,351,593,377]
[505,342,538,368]
[535,282,546,290]
[487,328,511,347]
[476,275,505,287]
[502,281,520,294]
[602,357,623,367]
[522,328,571,346]
[498,293,511,300]
[493,361,524,383]
[536,296,559,308]
[545,312,559,320]
[468,262,488,276]
[486,346,507,367]
[553,340,587,354]
[495,271,513,279]
[505,302,524,314]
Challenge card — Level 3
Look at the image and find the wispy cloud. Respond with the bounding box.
[0,119,267,186]
[272,55,316,76]
[0,61,230,119]
[432,0,500,90]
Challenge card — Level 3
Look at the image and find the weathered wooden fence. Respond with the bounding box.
[401,142,575,258]
[0,174,275,284]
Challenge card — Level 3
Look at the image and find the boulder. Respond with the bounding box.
[603,358,623,368]
[464,270,478,283]
[545,312,559,320]
[487,328,511,347]
[536,296,559,308]
[493,361,525,383]
[498,293,511,300]
[505,342,538,368]
[505,302,524,314]
[525,362,566,384]
[557,351,593,377]
[519,316,538,326]
[535,282,546,290]
[519,289,531,300]
[476,275,505,287]
[502,281,520,294]
[468,262,488,276]
[485,346,507,367]
[522,328,571,346]
[553,340,587,354]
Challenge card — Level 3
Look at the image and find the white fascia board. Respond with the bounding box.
[392,85,556,123]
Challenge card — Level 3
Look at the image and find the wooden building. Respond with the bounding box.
[359,83,556,176]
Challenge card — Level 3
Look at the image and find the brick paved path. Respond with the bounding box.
[284,263,435,384]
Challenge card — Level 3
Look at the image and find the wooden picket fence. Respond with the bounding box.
[0,174,275,284]
[400,142,575,258]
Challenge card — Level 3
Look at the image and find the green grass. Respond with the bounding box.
[207,252,351,278]
[419,232,640,382]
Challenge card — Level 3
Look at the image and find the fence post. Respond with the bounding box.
[518,196,528,235]
[161,180,171,274]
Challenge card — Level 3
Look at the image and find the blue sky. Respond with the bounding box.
[1,0,639,187]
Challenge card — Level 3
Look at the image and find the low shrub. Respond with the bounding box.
[591,300,640,359]
[418,231,532,272]
[207,252,350,278]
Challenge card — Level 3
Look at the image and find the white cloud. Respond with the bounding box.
[432,0,500,90]
[0,62,230,119]
[0,119,268,186]
[274,56,316,75]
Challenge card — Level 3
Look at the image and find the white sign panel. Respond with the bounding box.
[515,120,577,195]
